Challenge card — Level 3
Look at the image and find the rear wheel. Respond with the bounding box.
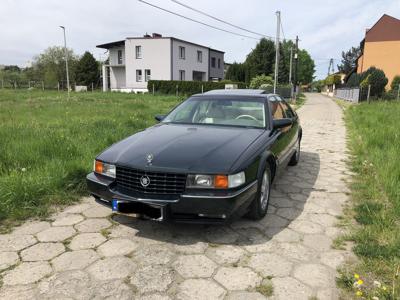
[288,139,301,166]
[246,163,271,220]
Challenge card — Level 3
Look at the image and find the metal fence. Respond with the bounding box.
[0,80,100,91]
[334,88,360,103]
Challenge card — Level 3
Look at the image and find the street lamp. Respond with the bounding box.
[59,26,70,98]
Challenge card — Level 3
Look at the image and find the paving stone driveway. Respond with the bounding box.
[0,93,353,300]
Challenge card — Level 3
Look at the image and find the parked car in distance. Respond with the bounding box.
[87,89,302,223]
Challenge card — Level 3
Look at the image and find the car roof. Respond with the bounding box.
[195,89,276,98]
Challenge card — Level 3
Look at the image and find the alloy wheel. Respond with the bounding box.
[260,170,270,210]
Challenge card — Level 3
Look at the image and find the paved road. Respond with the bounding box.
[0,93,353,300]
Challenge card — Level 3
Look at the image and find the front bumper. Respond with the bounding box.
[86,172,258,223]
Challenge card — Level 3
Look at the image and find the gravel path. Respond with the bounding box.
[0,93,353,300]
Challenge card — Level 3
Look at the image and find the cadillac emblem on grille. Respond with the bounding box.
[140,175,150,187]
[146,153,154,164]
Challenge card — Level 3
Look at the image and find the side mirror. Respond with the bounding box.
[155,114,165,122]
[273,118,293,129]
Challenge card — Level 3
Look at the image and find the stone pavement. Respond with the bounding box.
[0,93,353,299]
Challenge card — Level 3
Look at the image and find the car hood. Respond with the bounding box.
[97,123,264,174]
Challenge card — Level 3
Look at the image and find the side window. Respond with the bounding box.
[211,57,216,68]
[135,46,142,59]
[270,100,285,120]
[179,46,185,59]
[280,101,295,118]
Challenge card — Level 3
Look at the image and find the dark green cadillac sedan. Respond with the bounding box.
[87,89,301,223]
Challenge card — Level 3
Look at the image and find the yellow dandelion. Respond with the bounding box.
[354,273,360,279]
[356,290,363,297]
[357,279,364,285]
[382,286,387,291]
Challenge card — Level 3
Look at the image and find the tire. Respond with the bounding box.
[246,162,272,220]
[288,138,301,166]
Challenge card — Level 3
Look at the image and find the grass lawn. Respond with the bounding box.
[338,100,400,299]
[0,89,182,227]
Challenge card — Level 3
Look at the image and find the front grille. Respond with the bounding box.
[116,166,187,195]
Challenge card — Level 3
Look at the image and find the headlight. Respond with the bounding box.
[186,171,245,189]
[94,160,116,178]
[228,171,246,188]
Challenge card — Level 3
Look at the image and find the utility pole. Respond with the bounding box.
[60,26,70,99]
[328,58,334,76]
[293,35,299,96]
[273,11,281,94]
[289,46,293,84]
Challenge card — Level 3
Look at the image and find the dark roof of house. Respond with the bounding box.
[96,36,224,53]
[365,14,400,42]
[96,40,125,49]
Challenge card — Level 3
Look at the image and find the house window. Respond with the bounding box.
[211,57,216,68]
[197,50,202,63]
[136,69,142,82]
[117,50,123,64]
[145,69,151,82]
[218,58,221,69]
[179,70,185,81]
[179,46,185,59]
[135,46,142,59]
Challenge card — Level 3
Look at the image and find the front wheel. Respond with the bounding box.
[288,139,301,166]
[246,163,271,220]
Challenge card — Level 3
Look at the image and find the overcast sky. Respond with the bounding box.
[1,0,399,79]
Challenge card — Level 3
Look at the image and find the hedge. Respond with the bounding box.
[147,80,246,95]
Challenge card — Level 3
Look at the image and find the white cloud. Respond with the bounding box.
[0,0,399,79]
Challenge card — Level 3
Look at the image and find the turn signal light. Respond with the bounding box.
[95,160,103,174]
[214,175,228,189]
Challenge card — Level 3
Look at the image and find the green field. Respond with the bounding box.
[0,90,182,226]
[339,100,400,299]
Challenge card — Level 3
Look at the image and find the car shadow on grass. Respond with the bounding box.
[111,151,320,247]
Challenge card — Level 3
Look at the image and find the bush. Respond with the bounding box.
[147,80,246,95]
[390,75,400,90]
[382,89,398,100]
[360,67,388,97]
[249,74,274,89]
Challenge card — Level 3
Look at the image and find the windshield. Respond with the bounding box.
[163,97,266,128]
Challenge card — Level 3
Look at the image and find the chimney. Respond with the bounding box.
[152,33,162,38]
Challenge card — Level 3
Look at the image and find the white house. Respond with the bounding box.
[97,33,225,92]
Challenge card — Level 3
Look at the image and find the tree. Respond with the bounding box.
[346,73,360,87]
[390,75,400,90]
[32,46,78,87]
[75,52,99,87]
[227,39,315,86]
[225,62,246,83]
[277,40,294,84]
[0,65,23,86]
[244,38,276,83]
[311,80,325,92]
[325,74,341,86]
[297,49,315,84]
[249,74,274,89]
[337,46,361,74]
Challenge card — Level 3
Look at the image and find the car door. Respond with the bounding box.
[268,96,292,174]
[277,97,299,160]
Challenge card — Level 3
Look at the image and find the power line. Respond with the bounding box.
[138,0,260,40]
[170,0,274,39]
